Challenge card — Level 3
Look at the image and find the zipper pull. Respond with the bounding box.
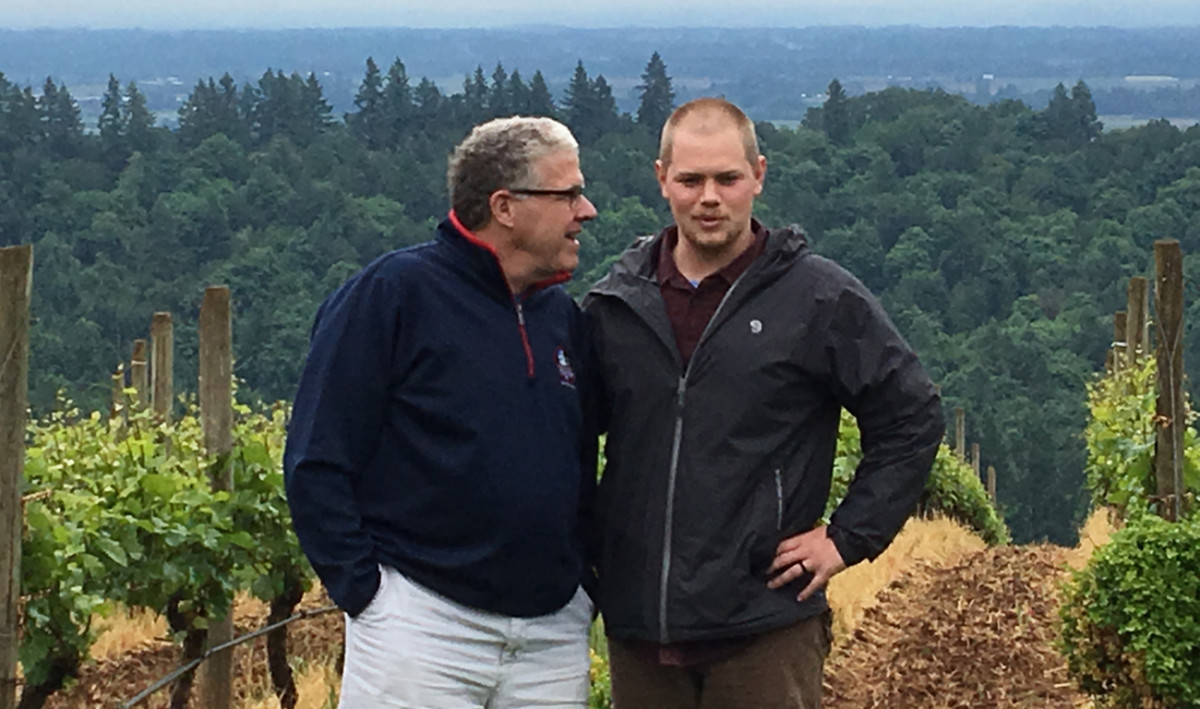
[514,300,535,379]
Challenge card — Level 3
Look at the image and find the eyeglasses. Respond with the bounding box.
[509,185,586,207]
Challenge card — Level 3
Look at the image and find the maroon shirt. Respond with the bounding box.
[658,221,768,368]
[635,221,768,667]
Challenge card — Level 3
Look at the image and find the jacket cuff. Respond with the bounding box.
[827,525,872,568]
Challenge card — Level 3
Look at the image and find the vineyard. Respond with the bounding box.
[11,397,1006,708]
[19,399,310,709]
[2,240,1199,708]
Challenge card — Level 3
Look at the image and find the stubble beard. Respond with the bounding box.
[680,221,750,262]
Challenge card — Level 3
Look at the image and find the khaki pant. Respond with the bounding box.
[607,611,833,709]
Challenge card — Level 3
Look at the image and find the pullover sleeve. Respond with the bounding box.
[822,274,945,567]
[284,267,400,617]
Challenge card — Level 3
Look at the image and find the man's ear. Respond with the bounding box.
[655,159,669,198]
[489,190,518,229]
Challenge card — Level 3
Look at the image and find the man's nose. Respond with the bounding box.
[700,179,720,204]
[577,195,599,221]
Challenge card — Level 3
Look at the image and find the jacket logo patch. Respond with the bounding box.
[750,319,763,334]
[555,347,576,388]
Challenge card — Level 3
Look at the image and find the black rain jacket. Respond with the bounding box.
[582,224,944,644]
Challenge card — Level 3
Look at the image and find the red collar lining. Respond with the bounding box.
[446,210,572,292]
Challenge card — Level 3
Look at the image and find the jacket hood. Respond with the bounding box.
[587,222,811,303]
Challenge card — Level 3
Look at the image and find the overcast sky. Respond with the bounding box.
[5,0,1200,30]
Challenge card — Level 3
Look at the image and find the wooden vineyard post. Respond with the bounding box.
[955,407,965,461]
[971,442,981,482]
[130,339,149,410]
[1126,277,1149,364]
[987,466,997,504]
[1153,241,1185,521]
[0,245,32,709]
[1108,311,1127,373]
[151,313,173,423]
[198,287,234,709]
[110,363,125,422]
[199,289,233,490]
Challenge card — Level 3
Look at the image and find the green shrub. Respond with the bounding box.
[1084,358,1200,520]
[588,618,612,708]
[1059,514,1200,708]
[588,647,613,709]
[20,394,309,709]
[923,445,1011,545]
[828,410,1010,545]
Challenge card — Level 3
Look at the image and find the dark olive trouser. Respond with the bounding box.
[607,611,833,709]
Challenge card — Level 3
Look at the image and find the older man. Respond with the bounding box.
[285,116,599,708]
[584,97,944,708]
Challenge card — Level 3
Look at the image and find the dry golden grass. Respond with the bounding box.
[247,512,1111,708]
[241,660,340,709]
[73,590,338,708]
[826,515,987,638]
[88,592,272,661]
[73,511,1118,708]
[826,508,1119,641]
[1064,507,1118,570]
[89,606,169,659]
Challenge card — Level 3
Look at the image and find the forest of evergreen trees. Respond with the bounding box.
[3,52,1200,547]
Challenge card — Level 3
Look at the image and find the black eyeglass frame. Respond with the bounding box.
[508,186,586,205]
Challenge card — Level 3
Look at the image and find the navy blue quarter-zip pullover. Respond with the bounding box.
[285,214,594,619]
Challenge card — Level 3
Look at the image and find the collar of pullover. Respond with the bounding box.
[443,210,571,299]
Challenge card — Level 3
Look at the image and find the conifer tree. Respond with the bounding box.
[248,70,285,144]
[39,77,82,158]
[413,77,443,133]
[822,78,851,145]
[179,75,247,148]
[382,58,414,140]
[349,57,385,148]
[0,73,13,152]
[0,79,41,154]
[508,70,531,115]
[14,86,43,146]
[247,70,331,146]
[462,66,488,122]
[38,77,59,118]
[489,63,510,118]
[237,81,259,130]
[591,75,620,135]
[124,81,156,153]
[1031,82,1101,147]
[301,73,334,136]
[563,61,595,141]
[636,51,675,130]
[563,62,622,144]
[1040,82,1073,141]
[177,78,212,146]
[1070,80,1102,143]
[98,73,124,148]
[215,73,248,145]
[527,71,556,117]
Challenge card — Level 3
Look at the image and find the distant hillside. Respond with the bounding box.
[2,26,1200,123]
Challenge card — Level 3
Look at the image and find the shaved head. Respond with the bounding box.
[659,97,760,167]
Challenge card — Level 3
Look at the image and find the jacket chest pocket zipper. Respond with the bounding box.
[774,468,783,531]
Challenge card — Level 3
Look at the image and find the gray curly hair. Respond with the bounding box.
[448,116,579,230]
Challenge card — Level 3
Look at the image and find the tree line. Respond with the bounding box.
[3,52,1200,546]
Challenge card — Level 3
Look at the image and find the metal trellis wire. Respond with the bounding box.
[118,603,339,709]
